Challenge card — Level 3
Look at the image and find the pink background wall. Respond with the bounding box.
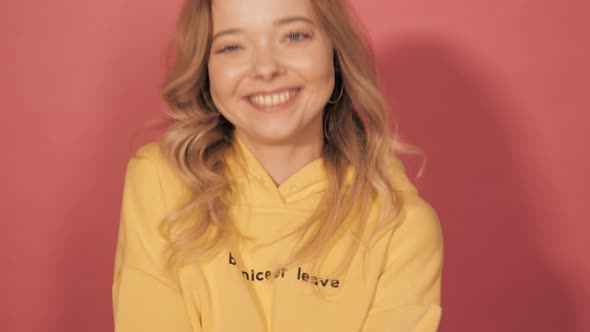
[2,0,588,331]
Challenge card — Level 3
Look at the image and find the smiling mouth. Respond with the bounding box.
[247,88,301,108]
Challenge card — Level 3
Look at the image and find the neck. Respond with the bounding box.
[234,130,324,187]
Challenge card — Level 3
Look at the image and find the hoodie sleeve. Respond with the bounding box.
[112,152,198,332]
[361,195,444,332]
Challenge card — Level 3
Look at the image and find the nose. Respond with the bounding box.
[251,44,285,81]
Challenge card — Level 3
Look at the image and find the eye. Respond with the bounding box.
[286,31,311,41]
[218,44,241,54]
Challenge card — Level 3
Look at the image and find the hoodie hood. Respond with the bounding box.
[224,135,355,208]
[224,135,417,208]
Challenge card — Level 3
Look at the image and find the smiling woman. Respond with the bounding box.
[111,0,443,331]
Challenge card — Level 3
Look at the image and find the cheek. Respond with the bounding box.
[286,47,334,87]
[207,60,247,99]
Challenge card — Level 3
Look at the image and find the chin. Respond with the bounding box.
[242,126,299,145]
[257,132,297,145]
[234,112,322,145]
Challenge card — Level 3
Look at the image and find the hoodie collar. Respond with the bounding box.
[223,135,416,205]
[224,135,338,204]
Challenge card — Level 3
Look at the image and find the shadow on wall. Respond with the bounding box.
[377,36,577,332]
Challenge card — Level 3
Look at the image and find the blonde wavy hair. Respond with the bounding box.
[135,0,426,282]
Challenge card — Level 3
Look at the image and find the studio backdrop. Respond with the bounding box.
[1,0,588,331]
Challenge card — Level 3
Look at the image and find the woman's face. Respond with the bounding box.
[208,0,335,146]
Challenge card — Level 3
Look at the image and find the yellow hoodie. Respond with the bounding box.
[112,135,443,332]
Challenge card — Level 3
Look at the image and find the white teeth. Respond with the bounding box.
[249,89,298,107]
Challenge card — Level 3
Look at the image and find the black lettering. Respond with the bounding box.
[265,271,271,279]
[241,271,249,280]
[229,252,236,265]
[256,272,264,281]
[302,272,309,282]
[310,276,318,285]
[297,267,301,280]
[320,279,329,287]
[331,280,340,288]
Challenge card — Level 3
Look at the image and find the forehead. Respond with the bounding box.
[211,0,316,30]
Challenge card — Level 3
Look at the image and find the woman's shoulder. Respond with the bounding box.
[398,191,442,239]
[132,140,165,162]
[383,154,419,194]
[364,190,443,277]
[127,140,191,206]
[387,153,441,243]
[364,155,442,249]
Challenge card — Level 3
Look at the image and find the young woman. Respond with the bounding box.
[112,0,444,331]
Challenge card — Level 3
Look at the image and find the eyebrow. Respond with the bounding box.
[211,16,316,42]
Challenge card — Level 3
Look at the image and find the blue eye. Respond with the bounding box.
[216,32,310,54]
[220,45,240,53]
[287,32,310,41]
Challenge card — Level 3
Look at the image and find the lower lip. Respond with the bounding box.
[245,88,302,112]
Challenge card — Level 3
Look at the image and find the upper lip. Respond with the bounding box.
[246,87,301,97]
